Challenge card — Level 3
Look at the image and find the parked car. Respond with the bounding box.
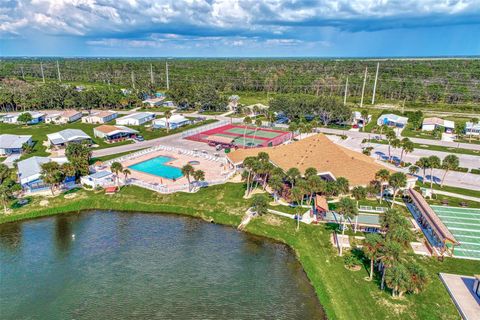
[134,135,145,142]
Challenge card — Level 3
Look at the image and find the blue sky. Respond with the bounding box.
[1,0,479,57]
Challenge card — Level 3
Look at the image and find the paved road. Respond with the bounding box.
[316,127,480,151]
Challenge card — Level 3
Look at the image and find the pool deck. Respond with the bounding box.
[439,273,480,320]
[119,150,230,188]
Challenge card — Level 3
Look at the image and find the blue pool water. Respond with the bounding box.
[128,156,183,180]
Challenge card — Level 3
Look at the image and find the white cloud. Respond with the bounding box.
[1,0,479,40]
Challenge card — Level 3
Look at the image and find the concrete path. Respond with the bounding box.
[439,273,480,320]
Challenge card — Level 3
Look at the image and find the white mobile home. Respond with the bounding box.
[116,112,155,126]
[152,114,191,129]
[466,121,480,136]
[2,111,45,124]
[421,117,455,133]
[94,125,139,142]
[17,156,71,193]
[47,129,92,149]
[82,111,118,124]
[0,134,33,156]
[377,114,408,128]
[45,110,82,124]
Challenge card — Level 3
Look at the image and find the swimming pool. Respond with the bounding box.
[128,156,183,180]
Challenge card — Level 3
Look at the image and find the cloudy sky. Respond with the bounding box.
[1,0,479,57]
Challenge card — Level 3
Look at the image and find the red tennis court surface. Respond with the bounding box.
[185,124,292,148]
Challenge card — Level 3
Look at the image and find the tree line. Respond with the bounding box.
[2,58,479,107]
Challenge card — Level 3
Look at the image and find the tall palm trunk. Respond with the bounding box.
[381,266,387,290]
[339,218,346,256]
[430,168,434,190]
[369,257,374,280]
[441,169,449,188]
[379,184,384,204]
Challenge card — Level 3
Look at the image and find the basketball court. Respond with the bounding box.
[431,205,480,260]
[185,124,292,148]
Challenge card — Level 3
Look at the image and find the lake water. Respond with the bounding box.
[0,211,325,319]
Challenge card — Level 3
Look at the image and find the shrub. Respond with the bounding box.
[344,251,362,268]
[452,167,469,173]
[470,168,480,175]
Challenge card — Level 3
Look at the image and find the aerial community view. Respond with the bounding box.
[1,1,480,319]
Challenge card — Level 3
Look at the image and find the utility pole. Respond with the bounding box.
[20,66,25,80]
[150,64,154,85]
[131,70,135,89]
[165,61,170,90]
[360,67,368,108]
[56,60,61,82]
[40,62,45,83]
[371,62,379,105]
[343,77,348,106]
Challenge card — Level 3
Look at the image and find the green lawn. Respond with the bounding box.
[2,183,478,320]
[228,91,273,106]
[126,118,217,140]
[401,124,440,140]
[426,194,480,209]
[138,106,172,112]
[416,181,480,199]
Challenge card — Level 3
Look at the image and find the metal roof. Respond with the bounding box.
[0,134,32,149]
[46,129,91,145]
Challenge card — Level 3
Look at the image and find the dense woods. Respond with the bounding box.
[1,58,479,112]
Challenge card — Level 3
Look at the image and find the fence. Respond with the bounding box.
[181,120,229,138]
[358,205,387,213]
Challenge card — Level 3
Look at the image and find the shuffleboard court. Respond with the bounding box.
[431,205,480,260]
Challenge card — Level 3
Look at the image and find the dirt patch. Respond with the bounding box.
[263,214,283,226]
[372,291,411,317]
[39,200,49,207]
[64,193,77,199]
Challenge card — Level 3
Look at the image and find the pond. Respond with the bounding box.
[0,211,325,320]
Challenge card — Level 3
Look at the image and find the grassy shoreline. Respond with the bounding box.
[1,184,479,319]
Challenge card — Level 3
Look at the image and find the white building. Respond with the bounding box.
[352,111,372,127]
[152,114,191,129]
[82,111,118,124]
[421,117,455,133]
[377,114,409,128]
[17,156,71,193]
[142,97,164,107]
[0,134,33,156]
[116,112,155,126]
[46,129,92,148]
[93,125,139,142]
[2,111,45,124]
[45,110,83,124]
[466,121,480,136]
[80,171,114,189]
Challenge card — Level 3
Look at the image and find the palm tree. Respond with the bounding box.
[181,164,195,191]
[427,155,441,192]
[335,177,350,195]
[40,162,65,196]
[250,194,269,216]
[243,116,252,145]
[61,163,76,178]
[415,157,429,182]
[399,138,414,165]
[363,233,384,281]
[304,167,318,179]
[440,154,459,188]
[336,197,358,256]
[268,174,284,202]
[306,175,325,205]
[361,110,369,131]
[378,240,402,291]
[288,121,298,141]
[193,169,205,189]
[375,169,390,204]
[390,138,401,163]
[122,168,131,184]
[385,129,396,161]
[0,184,13,214]
[286,167,301,188]
[110,162,123,186]
[242,157,256,195]
[388,172,407,208]
[290,186,304,231]
[164,110,172,132]
[405,262,429,295]
[408,165,419,176]
[385,263,409,298]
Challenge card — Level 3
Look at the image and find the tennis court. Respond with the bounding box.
[185,124,292,148]
[431,205,480,260]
